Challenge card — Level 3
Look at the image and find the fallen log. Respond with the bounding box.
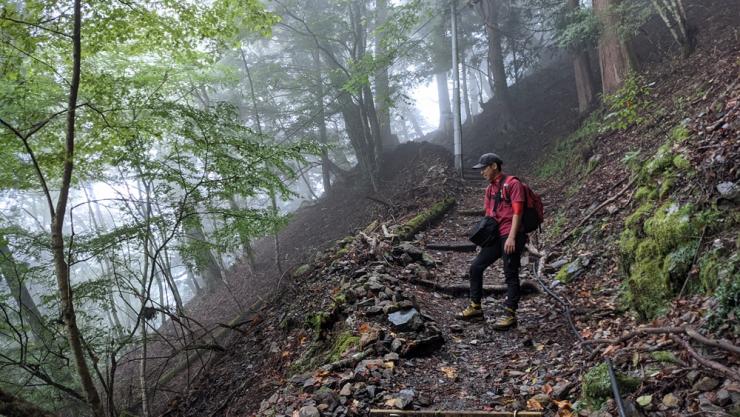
[396,197,456,241]
[410,278,539,297]
[425,241,477,252]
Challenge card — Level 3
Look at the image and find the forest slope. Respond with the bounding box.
[158,6,739,417]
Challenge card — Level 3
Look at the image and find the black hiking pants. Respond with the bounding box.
[469,233,526,310]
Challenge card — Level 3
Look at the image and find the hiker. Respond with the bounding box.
[457,153,526,330]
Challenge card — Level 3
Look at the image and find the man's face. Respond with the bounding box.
[480,163,499,182]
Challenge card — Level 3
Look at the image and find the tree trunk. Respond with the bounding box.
[184,220,224,292]
[435,71,452,135]
[593,0,637,94]
[0,243,48,341]
[270,191,282,273]
[374,0,397,151]
[481,0,513,120]
[407,109,425,138]
[228,197,257,271]
[461,50,472,123]
[567,0,597,113]
[310,50,332,195]
[50,3,105,416]
[139,322,149,417]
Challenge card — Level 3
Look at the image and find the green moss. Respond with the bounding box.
[625,202,654,231]
[672,154,691,170]
[327,331,360,363]
[699,252,722,293]
[658,175,676,199]
[555,265,571,283]
[397,197,455,241]
[669,125,690,143]
[332,293,347,306]
[663,241,699,291]
[642,144,674,177]
[306,312,330,335]
[635,239,661,261]
[643,202,696,254]
[651,350,681,364]
[581,363,641,410]
[634,186,657,203]
[628,258,670,319]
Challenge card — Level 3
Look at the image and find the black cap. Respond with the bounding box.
[472,153,503,169]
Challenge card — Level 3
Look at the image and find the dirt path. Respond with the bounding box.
[377,182,582,411]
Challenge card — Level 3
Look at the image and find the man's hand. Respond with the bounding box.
[504,236,516,254]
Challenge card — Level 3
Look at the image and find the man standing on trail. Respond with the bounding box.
[457,153,526,330]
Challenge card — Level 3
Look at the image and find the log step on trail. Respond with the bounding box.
[426,241,477,252]
[370,409,543,417]
[410,278,539,297]
[456,209,484,217]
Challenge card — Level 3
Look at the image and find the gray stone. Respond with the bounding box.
[717,389,731,406]
[717,181,739,202]
[397,242,423,258]
[384,352,399,361]
[339,383,352,397]
[388,308,424,332]
[299,406,320,417]
[391,338,403,352]
[693,376,720,391]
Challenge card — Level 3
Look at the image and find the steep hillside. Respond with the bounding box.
[156,5,739,417]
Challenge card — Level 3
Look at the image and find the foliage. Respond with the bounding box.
[602,73,651,131]
[706,252,740,332]
[612,0,655,42]
[555,7,601,51]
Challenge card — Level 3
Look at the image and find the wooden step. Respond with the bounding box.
[425,241,477,252]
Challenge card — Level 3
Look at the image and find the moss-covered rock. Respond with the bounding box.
[581,363,641,410]
[643,202,696,254]
[327,331,360,363]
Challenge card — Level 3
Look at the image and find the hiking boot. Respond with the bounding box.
[491,307,517,330]
[456,301,483,321]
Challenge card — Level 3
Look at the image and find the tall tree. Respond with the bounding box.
[566,0,598,113]
[474,0,514,123]
[593,0,636,94]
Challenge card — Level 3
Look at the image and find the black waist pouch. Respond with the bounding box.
[469,217,498,247]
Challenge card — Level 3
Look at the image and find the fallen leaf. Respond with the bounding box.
[440,366,457,379]
[553,399,572,410]
[636,395,652,407]
[602,344,618,356]
[543,384,553,395]
[358,322,371,333]
[527,398,544,410]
